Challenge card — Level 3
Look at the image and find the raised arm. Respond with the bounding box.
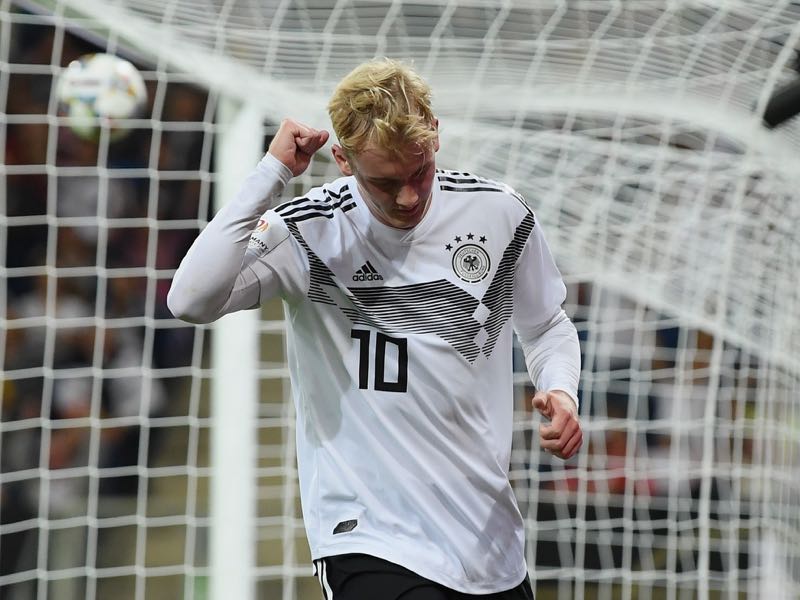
[167,120,328,323]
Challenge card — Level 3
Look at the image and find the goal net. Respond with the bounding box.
[2,1,799,599]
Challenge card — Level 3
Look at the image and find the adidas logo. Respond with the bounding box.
[352,260,384,282]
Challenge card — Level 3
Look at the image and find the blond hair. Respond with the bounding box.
[327,58,437,157]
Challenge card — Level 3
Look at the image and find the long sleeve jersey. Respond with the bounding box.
[168,154,580,594]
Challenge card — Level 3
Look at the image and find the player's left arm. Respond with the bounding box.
[512,214,583,460]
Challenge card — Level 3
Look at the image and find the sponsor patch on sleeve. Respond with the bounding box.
[247,214,289,257]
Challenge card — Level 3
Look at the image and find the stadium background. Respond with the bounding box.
[2,1,799,599]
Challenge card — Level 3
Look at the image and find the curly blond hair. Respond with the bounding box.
[327,58,437,157]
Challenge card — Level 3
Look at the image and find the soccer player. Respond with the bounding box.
[168,58,582,599]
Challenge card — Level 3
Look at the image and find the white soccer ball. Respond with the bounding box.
[57,53,147,141]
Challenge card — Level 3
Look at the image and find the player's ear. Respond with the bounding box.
[331,144,353,176]
[432,118,440,153]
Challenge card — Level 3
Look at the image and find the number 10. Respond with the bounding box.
[350,329,408,393]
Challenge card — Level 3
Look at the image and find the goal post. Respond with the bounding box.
[2,1,800,600]
[209,97,263,600]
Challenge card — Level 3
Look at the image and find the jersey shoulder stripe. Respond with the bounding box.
[436,170,531,215]
[287,198,357,223]
[276,183,356,223]
[274,182,351,215]
[274,189,333,215]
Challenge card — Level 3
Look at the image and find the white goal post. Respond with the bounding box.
[2,1,799,599]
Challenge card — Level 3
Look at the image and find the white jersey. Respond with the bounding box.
[168,155,580,594]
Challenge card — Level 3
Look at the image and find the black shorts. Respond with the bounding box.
[313,553,534,600]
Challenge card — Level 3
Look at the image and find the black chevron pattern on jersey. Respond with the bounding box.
[285,213,537,363]
[479,212,535,358]
[286,221,338,306]
[288,217,483,358]
[276,184,357,223]
[344,283,483,363]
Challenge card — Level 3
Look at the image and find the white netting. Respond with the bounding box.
[2,0,799,599]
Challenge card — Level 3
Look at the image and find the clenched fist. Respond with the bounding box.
[268,118,329,177]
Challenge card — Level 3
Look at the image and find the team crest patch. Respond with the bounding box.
[445,233,490,283]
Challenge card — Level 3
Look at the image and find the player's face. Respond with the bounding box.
[333,137,439,229]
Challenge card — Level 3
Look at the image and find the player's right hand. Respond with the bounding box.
[268,118,329,178]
